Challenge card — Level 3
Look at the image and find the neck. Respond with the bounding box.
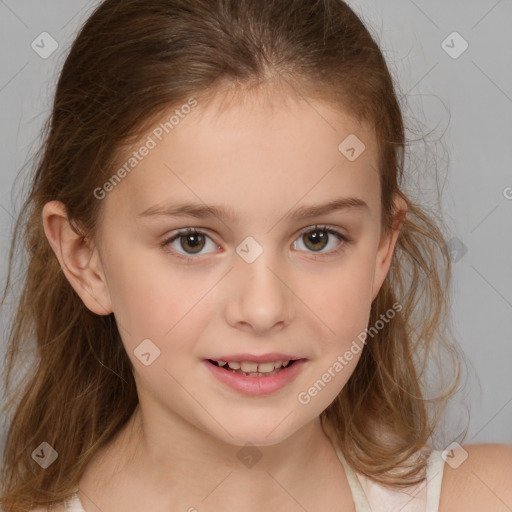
[79,405,353,511]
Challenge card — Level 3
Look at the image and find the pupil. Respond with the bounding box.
[182,233,204,253]
[305,230,327,251]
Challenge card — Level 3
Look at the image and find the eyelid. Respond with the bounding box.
[160,228,220,261]
[295,223,349,240]
[292,224,350,257]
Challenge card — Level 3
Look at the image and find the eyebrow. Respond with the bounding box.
[136,196,369,223]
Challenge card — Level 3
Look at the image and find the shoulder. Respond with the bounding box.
[438,443,512,512]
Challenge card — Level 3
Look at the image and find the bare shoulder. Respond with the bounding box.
[439,443,512,512]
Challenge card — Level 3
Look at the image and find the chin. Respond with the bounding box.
[205,418,303,448]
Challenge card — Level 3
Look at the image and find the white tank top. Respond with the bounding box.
[333,443,446,512]
[59,446,445,511]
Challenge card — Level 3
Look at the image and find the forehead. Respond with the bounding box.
[101,88,380,226]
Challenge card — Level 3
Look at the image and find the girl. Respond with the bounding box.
[1,1,511,511]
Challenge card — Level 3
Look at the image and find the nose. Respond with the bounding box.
[224,251,294,335]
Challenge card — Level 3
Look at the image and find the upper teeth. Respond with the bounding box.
[216,360,291,372]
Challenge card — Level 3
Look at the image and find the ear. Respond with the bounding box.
[370,194,408,301]
[42,200,113,315]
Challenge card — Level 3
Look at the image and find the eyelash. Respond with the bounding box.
[160,225,351,262]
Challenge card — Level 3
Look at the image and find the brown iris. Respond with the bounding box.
[302,229,329,252]
[179,232,206,254]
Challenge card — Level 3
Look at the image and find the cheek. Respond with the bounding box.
[306,253,376,338]
[298,300,371,415]
[302,250,376,392]
[99,245,176,339]
[104,251,218,362]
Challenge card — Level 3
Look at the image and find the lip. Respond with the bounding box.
[203,358,307,396]
[207,353,303,364]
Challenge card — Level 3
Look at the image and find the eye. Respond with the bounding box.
[160,225,350,261]
[292,225,349,256]
[160,228,219,259]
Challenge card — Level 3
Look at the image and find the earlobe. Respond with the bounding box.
[42,200,113,316]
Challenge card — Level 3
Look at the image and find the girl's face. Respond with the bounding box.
[90,88,402,446]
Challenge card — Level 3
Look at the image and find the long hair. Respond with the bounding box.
[1,1,466,509]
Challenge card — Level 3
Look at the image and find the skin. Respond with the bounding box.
[41,87,512,512]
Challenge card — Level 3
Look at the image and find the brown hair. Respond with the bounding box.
[1,0,467,509]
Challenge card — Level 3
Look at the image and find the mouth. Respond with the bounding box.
[204,357,307,396]
[206,358,301,377]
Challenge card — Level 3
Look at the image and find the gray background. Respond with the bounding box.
[1,0,511,466]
